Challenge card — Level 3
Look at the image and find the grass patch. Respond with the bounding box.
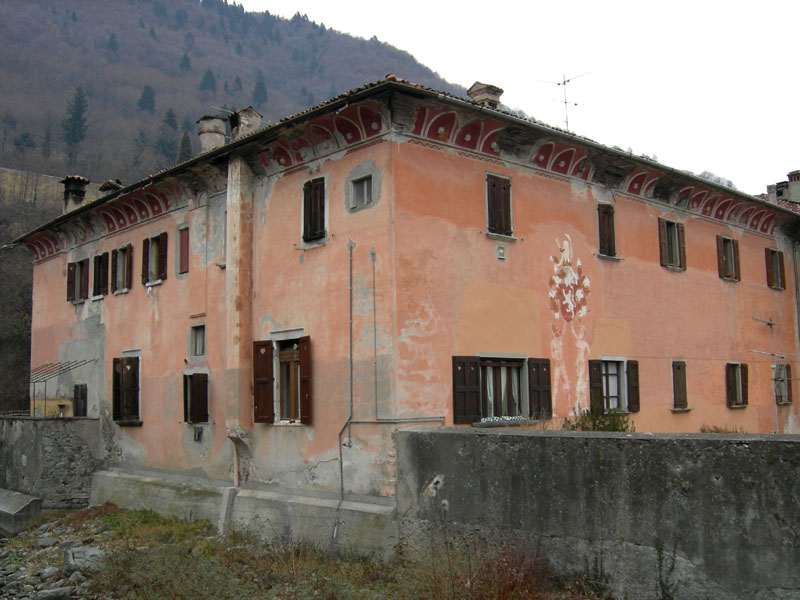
[562,411,634,433]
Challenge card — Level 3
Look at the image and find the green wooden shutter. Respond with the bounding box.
[121,357,140,421]
[626,360,640,412]
[453,356,481,423]
[253,341,274,423]
[787,364,793,404]
[183,374,189,422]
[302,181,312,242]
[298,336,312,425]
[588,360,604,415]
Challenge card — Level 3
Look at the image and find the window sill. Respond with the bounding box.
[664,265,686,273]
[768,285,785,291]
[91,295,104,302]
[670,407,692,413]
[112,288,129,296]
[720,276,740,283]
[777,401,792,406]
[115,419,143,427]
[596,253,622,262]
[71,299,87,305]
[145,279,163,287]
[728,404,747,410]
[216,263,226,270]
[485,232,516,243]
[274,420,304,427]
[301,236,328,250]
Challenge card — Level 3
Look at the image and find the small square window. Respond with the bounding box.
[191,325,206,357]
[351,176,372,209]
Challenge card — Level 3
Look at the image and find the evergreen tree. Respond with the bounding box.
[137,85,155,112]
[199,69,217,93]
[155,108,179,164]
[177,131,192,162]
[252,70,267,107]
[181,116,193,133]
[61,86,88,167]
[179,52,191,73]
[13,132,35,154]
[149,26,157,40]
[233,75,242,92]
[162,108,177,131]
[41,123,52,158]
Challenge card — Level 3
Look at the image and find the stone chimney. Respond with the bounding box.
[196,115,226,153]
[228,106,262,141]
[60,175,90,214]
[467,82,504,109]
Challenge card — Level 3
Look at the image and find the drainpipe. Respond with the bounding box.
[371,247,378,419]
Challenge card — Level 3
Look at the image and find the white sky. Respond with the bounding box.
[239,0,798,195]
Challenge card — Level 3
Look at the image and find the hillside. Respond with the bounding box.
[0,0,463,185]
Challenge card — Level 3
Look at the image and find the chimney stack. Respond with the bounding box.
[60,175,90,214]
[196,115,227,153]
[467,82,504,109]
[229,106,262,141]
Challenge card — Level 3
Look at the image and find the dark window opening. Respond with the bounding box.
[183,373,209,423]
[92,253,109,296]
[73,384,87,417]
[113,356,140,424]
[487,174,512,236]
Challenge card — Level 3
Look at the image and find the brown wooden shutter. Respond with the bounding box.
[302,181,312,241]
[487,175,511,236]
[598,205,615,256]
[298,335,312,424]
[588,360,604,415]
[672,361,687,409]
[778,251,786,290]
[528,358,551,420]
[787,365,793,404]
[190,373,208,423]
[253,341,274,423]
[313,179,325,240]
[183,374,190,422]
[67,262,76,301]
[765,248,775,287]
[110,249,118,293]
[725,363,735,407]
[626,360,640,412]
[112,357,121,420]
[453,356,481,423]
[157,232,168,280]
[125,245,133,289]
[141,238,150,284]
[179,228,189,274]
[121,357,140,420]
[79,260,89,300]
[732,239,740,281]
[716,236,726,279]
[658,219,668,267]
[677,223,686,269]
[740,363,748,406]
[100,253,109,295]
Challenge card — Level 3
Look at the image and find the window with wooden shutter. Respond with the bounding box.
[726,363,747,408]
[141,237,150,285]
[78,259,89,300]
[93,253,109,296]
[298,336,312,424]
[672,361,688,409]
[183,373,209,423]
[765,248,785,290]
[453,356,481,424]
[111,245,133,293]
[717,236,740,281]
[597,204,616,257]
[67,262,76,302]
[775,363,792,405]
[588,360,604,415]
[157,232,168,280]
[658,219,686,270]
[179,227,190,274]
[528,359,551,420]
[626,360,640,412]
[125,244,133,289]
[253,341,274,423]
[590,359,638,413]
[142,234,168,283]
[113,356,141,424]
[486,174,512,237]
[111,250,118,293]
[303,178,326,242]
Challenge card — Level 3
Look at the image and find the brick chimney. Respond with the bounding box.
[229,106,262,141]
[467,82,504,109]
[60,175,90,214]
[196,115,226,153]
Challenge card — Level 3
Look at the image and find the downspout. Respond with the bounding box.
[371,247,378,418]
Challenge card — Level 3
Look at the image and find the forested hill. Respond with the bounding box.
[0,0,463,185]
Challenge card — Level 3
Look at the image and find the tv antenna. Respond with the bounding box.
[534,72,590,130]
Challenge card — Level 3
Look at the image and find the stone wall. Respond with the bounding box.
[395,428,800,600]
[0,418,102,509]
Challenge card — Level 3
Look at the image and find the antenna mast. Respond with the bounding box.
[535,72,590,130]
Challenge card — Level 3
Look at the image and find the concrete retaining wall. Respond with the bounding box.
[395,428,800,600]
[0,417,102,509]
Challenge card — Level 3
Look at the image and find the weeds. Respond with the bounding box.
[699,423,747,434]
[562,411,634,433]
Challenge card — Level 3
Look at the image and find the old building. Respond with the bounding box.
[16,77,800,511]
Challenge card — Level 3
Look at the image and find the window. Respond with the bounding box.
[765,248,785,290]
[303,178,326,243]
[92,253,109,297]
[452,356,551,424]
[597,204,616,257]
[66,259,89,302]
[658,219,686,270]
[725,363,748,408]
[179,227,190,274]
[588,359,639,414]
[183,373,208,423]
[113,356,140,424]
[73,384,87,417]
[111,244,133,293]
[672,360,688,410]
[350,176,372,210]
[775,363,792,405]
[486,174,512,237]
[190,325,206,357]
[141,232,168,284]
[253,336,312,424]
[716,235,740,281]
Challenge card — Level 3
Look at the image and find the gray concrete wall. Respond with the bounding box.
[0,417,102,508]
[395,428,800,600]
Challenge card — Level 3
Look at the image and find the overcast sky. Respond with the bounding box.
[239,0,797,195]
